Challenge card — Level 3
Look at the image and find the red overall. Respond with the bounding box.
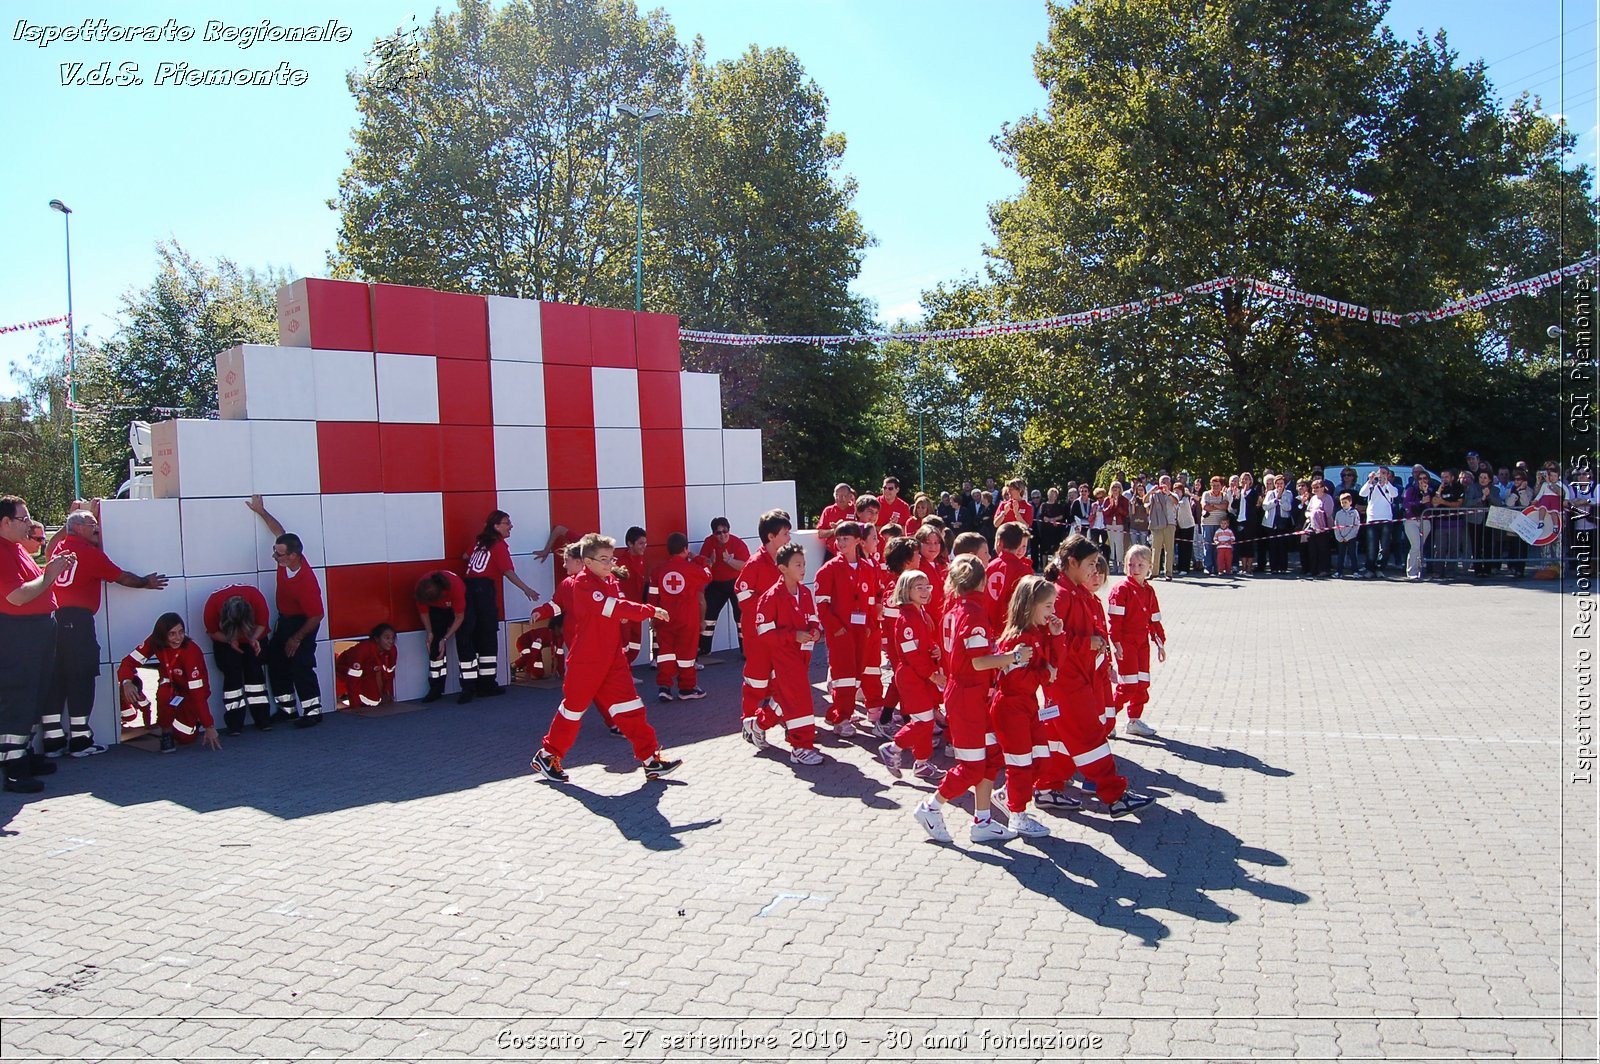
[117,638,212,742]
[984,552,1033,629]
[615,550,650,664]
[935,593,1003,800]
[888,604,942,760]
[649,555,711,693]
[991,627,1054,814]
[1109,578,1166,721]
[1035,580,1129,803]
[735,549,783,719]
[537,570,659,761]
[755,581,821,748]
[337,640,396,708]
[815,554,879,725]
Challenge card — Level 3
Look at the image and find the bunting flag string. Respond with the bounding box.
[679,255,1599,347]
[0,314,68,337]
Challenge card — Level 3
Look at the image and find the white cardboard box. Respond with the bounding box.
[721,484,767,539]
[383,493,445,562]
[500,552,542,621]
[151,419,254,499]
[722,429,763,485]
[489,360,546,426]
[375,352,440,423]
[493,427,550,491]
[495,490,551,549]
[99,498,184,577]
[684,485,726,536]
[216,344,315,421]
[680,372,723,429]
[391,630,431,702]
[683,429,724,486]
[598,488,647,540]
[312,349,379,422]
[760,480,799,521]
[179,497,261,578]
[250,420,321,496]
[320,494,388,567]
[251,495,326,570]
[591,368,641,428]
[486,294,543,362]
[595,428,644,488]
[105,578,189,664]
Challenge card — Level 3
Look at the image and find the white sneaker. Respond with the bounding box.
[741,717,770,750]
[970,817,1018,843]
[835,719,857,739]
[1010,810,1050,837]
[789,746,824,766]
[877,741,903,778]
[913,802,952,843]
[991,785,1007,806]
[912,759,941,780]
[1125,718,1158,738]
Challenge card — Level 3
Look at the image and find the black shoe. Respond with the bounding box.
[271,709,296,724]
[420,688,443,704]
[1107,791,1156,818]
[3,773,43,794]
[293,714,322,729]
[641,753,683,780]
[159,733,178,754]
[254,722,274,733]
[478,683,506,698]
[530,748,569,783]
[456,687,475,705]
[224,727,244,737]
[27,754,57,775]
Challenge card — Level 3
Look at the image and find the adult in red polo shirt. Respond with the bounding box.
[876,477,913,531]
[42,504,168,757]
[697,517,750,657]
[203,582,272,733]
[1,495,73,793]
[415,569,468,703]
[248,496,326,729]
[816,483,856,560]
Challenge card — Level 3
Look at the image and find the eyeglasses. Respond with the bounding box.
[29,534,46,542]
[592,556,618,566]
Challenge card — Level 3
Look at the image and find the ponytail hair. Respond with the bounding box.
[475,511,509,551]
[1001,575,1055,644]
[945,554,985,600]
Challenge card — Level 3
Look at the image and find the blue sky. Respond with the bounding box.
[2,0,1595,397]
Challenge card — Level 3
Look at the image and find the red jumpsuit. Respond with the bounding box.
[915,554,949,620]
[754,581,821,748]
[735,549,783,720]
[991,627,1054,814]
[935,592,1003,800]
[338,640,396,707]
[814,555,880,725]
[615,550,649,664]
[1109,578,1165,722]
[1035,580,1129,803]
[649,555,711,693]
[117,638,213,743]
[514,627,552,679]
[984,552,1033,629]
[888,604,942,761]
[537,569,660,762]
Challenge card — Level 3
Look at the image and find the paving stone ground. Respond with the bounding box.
[1,573,1594,1062]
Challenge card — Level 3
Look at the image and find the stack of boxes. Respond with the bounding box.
[87,278,798,739]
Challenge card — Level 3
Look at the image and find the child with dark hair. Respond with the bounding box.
[755,543,825,765]
[117,613,218,754]
[338,624,397,709]
[649,532,712,701]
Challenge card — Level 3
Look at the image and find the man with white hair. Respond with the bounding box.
[43,502,169,757]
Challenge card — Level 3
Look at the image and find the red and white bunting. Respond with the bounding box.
[0,314,68,336]
[679,255,1599,346]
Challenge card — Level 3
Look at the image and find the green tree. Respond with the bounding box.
[944,0,1595,479]
[0,340,84,524]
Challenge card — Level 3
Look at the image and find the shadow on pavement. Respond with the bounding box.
[544,777,720,851]
[1120,735,1295,778]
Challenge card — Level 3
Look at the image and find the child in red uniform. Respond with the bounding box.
[857,524,888,715]
[649,533,712,702]
[527,545,620,732]
[202,582,271,734]
[1087,554,1118,738]
[1212,514,1237,576]
[514,627,553,680]
[1034,536,1155,817]
[754,543,825,764]
[414,569,468,703]
[735,510,792,746]
[1109,544,1168,737]
[984,521,1034,627]
[912,524,950,619]
[910,555,1021,844]
[876,569,945,780]
[813,521,879,738]
[530,534,682,784]
[855,495,882,540]
[117,613,219,754]
[872,536,919,736]
[990,575,1060,838]
[338,624,398,708]
[615,527,649,665]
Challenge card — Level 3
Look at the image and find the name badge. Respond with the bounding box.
[1039,703,1060,721]
[849,612,867,625]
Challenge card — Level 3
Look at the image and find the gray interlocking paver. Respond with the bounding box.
[0,575,1593,1060]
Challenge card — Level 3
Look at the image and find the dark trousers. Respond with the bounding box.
[1366,521,1398,572]
[214,639,270,730]
[1255,528,1274,571]
[42,606,100,751]
[460,578,501,690]
[1175,527,1194,572]
[700,579,741,657]
[1307,530,1333,575]
[426,605,472,693]
[1335,539,1359,574]
[1,614,55,776]
[266,615,321,718]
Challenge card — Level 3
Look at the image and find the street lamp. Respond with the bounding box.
[49,198,81,500]
[617,102,669,312]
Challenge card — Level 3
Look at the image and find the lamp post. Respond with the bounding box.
[617,102,668,312]
[49,198,81,500]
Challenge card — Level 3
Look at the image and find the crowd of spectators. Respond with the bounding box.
[903,454,1594,582]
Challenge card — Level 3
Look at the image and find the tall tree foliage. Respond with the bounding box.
[333,2,876,507]
[931,0,1596,479]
